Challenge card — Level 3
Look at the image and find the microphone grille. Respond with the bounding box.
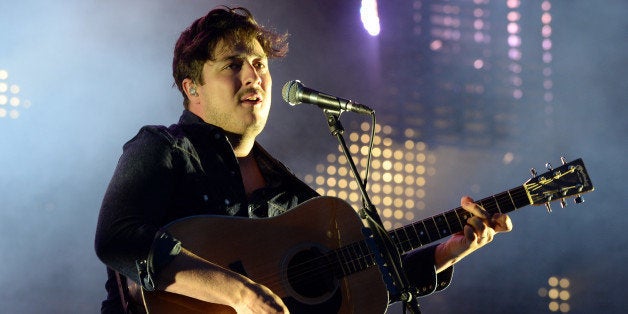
[281,80,302,105]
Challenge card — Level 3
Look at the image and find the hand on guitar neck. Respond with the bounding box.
[434,196,513,273]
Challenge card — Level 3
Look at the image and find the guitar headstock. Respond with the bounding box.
[523,158,594,212]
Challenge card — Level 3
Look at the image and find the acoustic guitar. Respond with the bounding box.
[131,158,593,313]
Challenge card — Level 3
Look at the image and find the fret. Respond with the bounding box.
[456,207,473,223]
[333,249,349,276]
[337,242,376,275]
[496,190,516,213]
[403,224,422,249]
[511,187,530,209]
[411,221,430,245]
[355,242,370,269]
[360,241,376,267]
[341,246,357,274]
[328,239,382,279]
[347,243,359,271]
[396,227,413,252]
[433,214,452,238]
[351,242,368,270]
[478,198,498,215]
[491,194,502,213]
[444,210,464,234]
[347,245,359,273]
[423,217,440,242]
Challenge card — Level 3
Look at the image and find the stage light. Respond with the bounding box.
[360,0,381,36]
[539,276,572,312]
[303,122,433,229]
[540,0,554,127]
[0,69,30,120]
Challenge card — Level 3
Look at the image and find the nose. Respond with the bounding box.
[242,61,262,86]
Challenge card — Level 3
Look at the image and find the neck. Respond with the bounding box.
[224,131,256,158]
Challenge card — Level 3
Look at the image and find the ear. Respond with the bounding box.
[182,78,199,100]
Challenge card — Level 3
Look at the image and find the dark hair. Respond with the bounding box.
[173,6,289,108]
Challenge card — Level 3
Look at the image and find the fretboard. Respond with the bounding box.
[327,185,530,278]
[389,185,529,254]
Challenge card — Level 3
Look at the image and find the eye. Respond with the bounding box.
[225,61,243,70]
[254,60,269,73]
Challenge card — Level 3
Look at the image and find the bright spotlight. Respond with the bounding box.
[360,0,381,36]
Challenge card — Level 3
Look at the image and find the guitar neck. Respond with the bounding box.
[329,186,530,278]
[330,158,592,272]
[389,185,530,254]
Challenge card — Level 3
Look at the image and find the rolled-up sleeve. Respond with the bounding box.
[403,244,454,296]
[137,230,182,291]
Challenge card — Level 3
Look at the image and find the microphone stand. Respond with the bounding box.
[322,109,421,313]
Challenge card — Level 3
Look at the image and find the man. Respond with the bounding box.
[95,6,512,314]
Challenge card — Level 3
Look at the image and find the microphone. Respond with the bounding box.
[282,80,374,115]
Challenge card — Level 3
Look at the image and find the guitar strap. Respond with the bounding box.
[115,271,146,314]
[115,270,133,313]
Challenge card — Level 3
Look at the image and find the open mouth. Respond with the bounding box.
[241,93,263,105]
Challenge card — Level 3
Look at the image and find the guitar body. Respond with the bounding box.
[139,196,389,314]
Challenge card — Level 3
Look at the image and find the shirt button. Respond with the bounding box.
[230,170,237,176]
[224,199,231,206]
[203,195,209,202]
[214,133,222,140]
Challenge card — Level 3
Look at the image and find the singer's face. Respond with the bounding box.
[191,39,271,138]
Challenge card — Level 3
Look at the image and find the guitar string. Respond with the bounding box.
[241,188,531,290]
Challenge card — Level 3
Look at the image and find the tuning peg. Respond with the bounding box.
[545,202,552,213]
[530,168,538,177]
[560,199,567,208]
[574,195,584,204]
[545,162,553,171]
[560,156,567,165]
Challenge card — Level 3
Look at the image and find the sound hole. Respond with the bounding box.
[286,247,337,299]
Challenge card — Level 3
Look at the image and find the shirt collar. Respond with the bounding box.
[178,109,282,182]
[178,109,209,126]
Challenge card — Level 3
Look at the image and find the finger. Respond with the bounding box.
[266,291,289,313]
[467,216,487,236]
[463,224,476,242]
[464,223,493,245]
[461,196,489,219]
[482,228,496,243]
[491,213,513,233]
[275,297,289,314]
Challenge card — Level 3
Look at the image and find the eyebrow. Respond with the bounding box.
[222,52,267,61]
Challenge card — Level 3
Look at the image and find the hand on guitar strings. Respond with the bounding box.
[434,196,513,273]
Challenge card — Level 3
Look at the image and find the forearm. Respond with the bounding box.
[155,247,249,307]
[155,247,289,313]
[435,241,462,273]
[434,229,481,273]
